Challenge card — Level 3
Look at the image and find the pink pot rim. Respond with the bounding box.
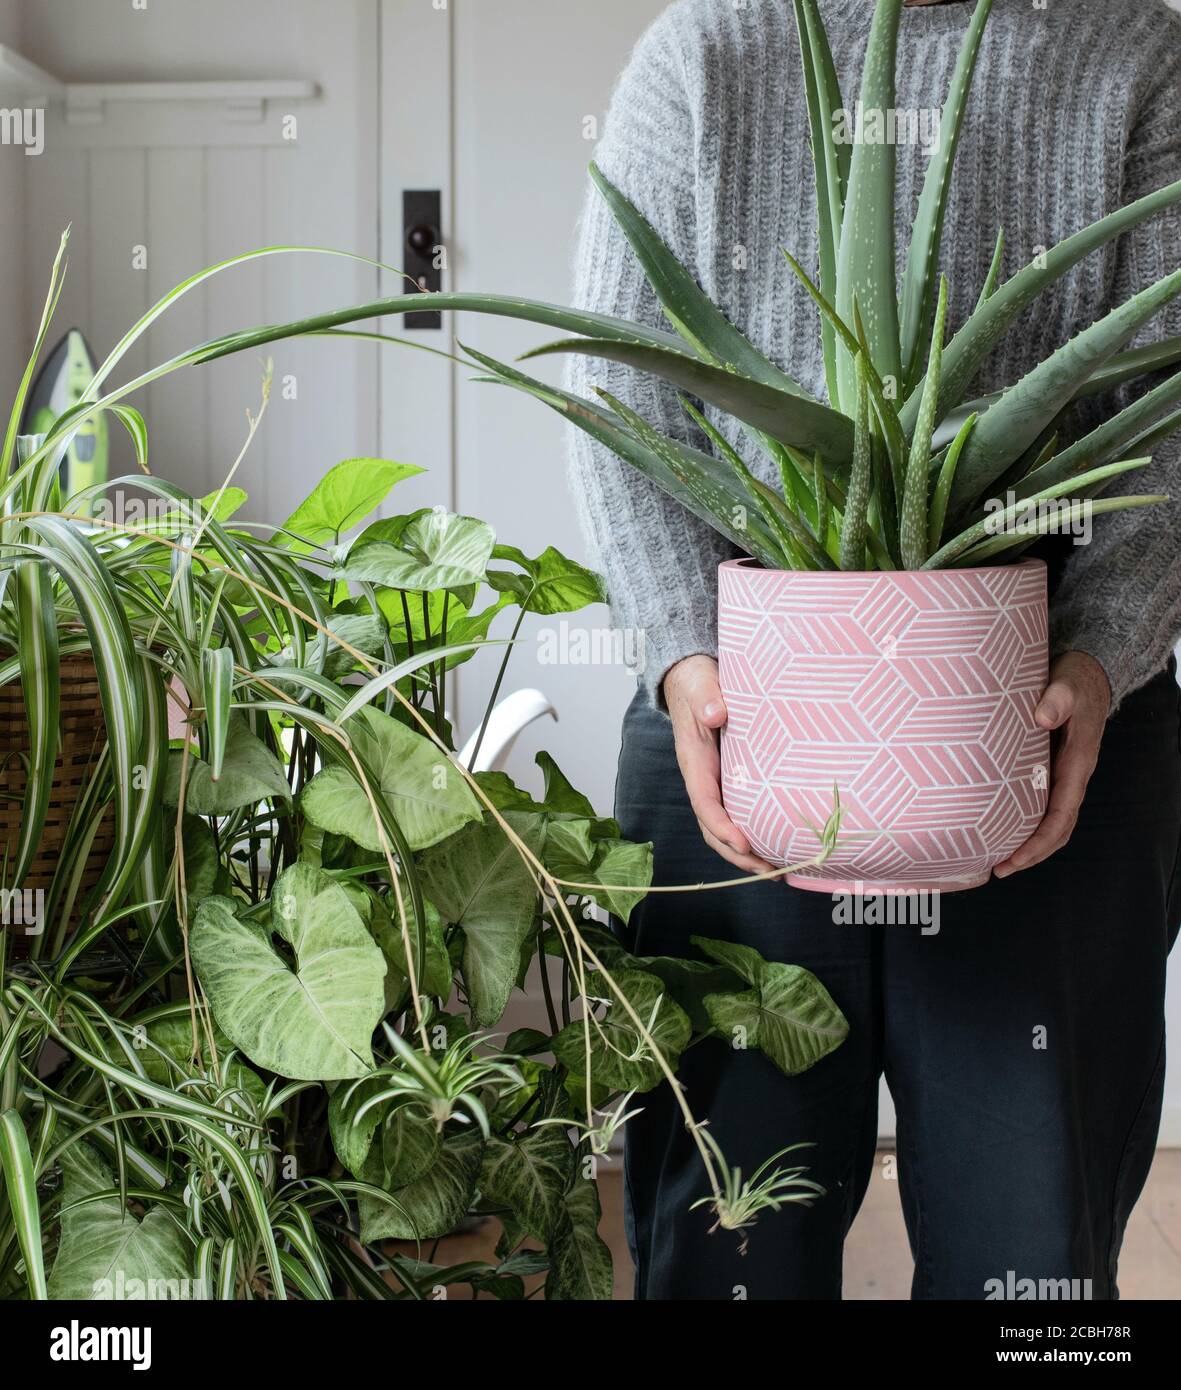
[719,557,1048,581]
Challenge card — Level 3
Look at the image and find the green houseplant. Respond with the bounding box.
[0,241,848,1300]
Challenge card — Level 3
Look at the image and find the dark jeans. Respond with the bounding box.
[614,666,1181,1300]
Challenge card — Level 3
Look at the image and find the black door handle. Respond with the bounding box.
[403,192,443,330]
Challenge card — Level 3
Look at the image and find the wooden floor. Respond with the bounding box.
[411,1149,1181,1299]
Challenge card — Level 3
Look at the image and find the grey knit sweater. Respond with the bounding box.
[567,0,1181,710]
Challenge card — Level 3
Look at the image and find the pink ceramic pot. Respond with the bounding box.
[718,559,1050,894]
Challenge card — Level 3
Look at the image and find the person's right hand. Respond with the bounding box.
[662,654,775,875]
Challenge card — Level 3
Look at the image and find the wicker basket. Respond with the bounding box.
[1,656,115,957]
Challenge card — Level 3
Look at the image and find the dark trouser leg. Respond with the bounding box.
[883,667,1181,1300]
[614,694,882,1300]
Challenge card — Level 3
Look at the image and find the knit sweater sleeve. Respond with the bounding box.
[566,11,735,707]
[1048,42,1181,709]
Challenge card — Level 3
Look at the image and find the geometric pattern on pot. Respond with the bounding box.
[718,559,1050,895]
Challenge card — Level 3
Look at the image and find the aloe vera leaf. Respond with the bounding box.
[749,476,837,570]
[812,452,831,550]
[924,457,1153,568]
[870,436,900,566]
[794,436,891,570]
[902,175,1181,432]
[1122,404,1181,458]
[796,0,850,200]
[1075,334,1181,397]
[1028,433,1060,473]
[928,411,978,552]
[852,297,909,519]
[672,394,828,567]
[679,398,835,569]
[782,251,908,468]
[840,358,875,570]
[900,0,993,389]
[603,391,807,567]
[0,282,715,514]
[835,0,904,403]
[781,439,891,564]
[984,428,1060,507]
[1014,366,1181,499]
[191,289,693,362]
[769,439,809,520]
[464,347,786,565]
[679,398,796,567]
[938,331,1181,440]
[947,265,1181,511]
[973,228,1006,314]
[900,277,948,567]
[521,336,853,460]
[950,495,1167,565]
[587,162,814,399]
[582,387,788,563]
[592,398,788,566]
[933,333,1181,453]
[794,0,846,407]
[761,441,820,563]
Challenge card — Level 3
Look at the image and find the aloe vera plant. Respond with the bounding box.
[432,0,1180,572]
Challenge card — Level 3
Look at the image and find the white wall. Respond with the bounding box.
[14,0,380,520]
[0,0,27,406]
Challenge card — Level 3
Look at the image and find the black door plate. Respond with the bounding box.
[403,190,443,330]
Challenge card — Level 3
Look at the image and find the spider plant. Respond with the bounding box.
[689,1130,825,1254]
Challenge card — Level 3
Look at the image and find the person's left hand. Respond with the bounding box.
[993,650,1112,879]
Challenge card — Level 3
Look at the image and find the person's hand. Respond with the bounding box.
[662,654,775,874]
[993,650,1112,879]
